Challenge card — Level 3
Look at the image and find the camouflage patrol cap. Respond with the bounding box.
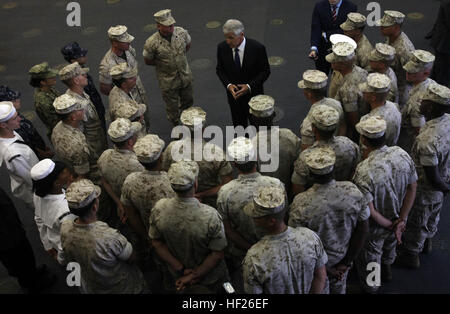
[108,118,142,142]
[403,50,435,74]
[359,73,391,93]
[53,94,84,114]
[340,12,367,31]
[326,42,356,63]
[180,106,206,129]
[168,160,199,191]
[134,134,165,164]
[244,185,286,218]
[58,62,89,81]
[109,63,138,80]
[356,115,387,138]
[114,101,146,121]
[422,83,450,106]
[369,43,396,62]
[310,105,340,131]
[154,9,176,26]
[297,70,328,90]
[304,146,336,175]
[249,95,275,117]
[28,62,58,79]
[108,25,134,43]
[30,159,55,181]
[375,10,405,27]
[66,179,101,210]
[227,137,255,164]
[0,101,17,123]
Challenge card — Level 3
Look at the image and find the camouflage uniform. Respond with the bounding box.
[99,46,149,124]
[108,85,137,121]
[149,196,229,293]
[252,128,301,195]
[97,148,144,197]
[33,87,60,139]
[334,65,369,117]
[289,180,370,294]
[243,226,328,294]
[143,26,193,125]
[352,145,417,276]
[402,114,450,254]
[383,67,399,104]
[51,121,92,177]
[217,173,285,269]
[299,98,345,147]
[398,78,436,153]
[292,137,360,188]
[66,89,107,162]
[161,138,232,207]
[387,32,415,108]
[60,219,146,293]
[121,171,175,231]
[360,101,401,146]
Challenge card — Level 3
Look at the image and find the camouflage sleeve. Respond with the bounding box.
[410,104,426,128]
[142,37,155,60]
[129,46,137,58]
[291,155,309,186]
[113,232,133,261]
[218,160,233,177]
[148,205,162,240]
[161,143,174,172]
[120,175,133,207]
[99,59,112,85]
[287,200,306,228]
[358,205,371,221]
[242,251,264,294]
[183,28,191,45]
[207,210,228,252]
[352,168,374,204]
[340,88,359,113]
[34,98,59,131]
[216,188,229,220]
[310,230,328,270]
[417,139,439,167]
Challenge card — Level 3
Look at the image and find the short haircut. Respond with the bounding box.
[57,113,71,122]
[112,78,127,88]
[233,161,257,173]
[252,113,275,128]
[142,159,159,171]
[29,78,43,88]
[223,19,244,35]
[262,207,287,222]
[172,183,195,195]
[70,198,96,218]
[307,87,328,98]
[61,78,75,88]
[310,169,335,185]
[315,127,336,139]
[32,161,69,197]
[363,134,386,148]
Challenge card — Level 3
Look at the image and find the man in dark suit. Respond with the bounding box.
[309,0,357,75]
[429,0,450,87]
[216,19,271,128]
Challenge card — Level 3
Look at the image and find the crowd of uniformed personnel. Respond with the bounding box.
[0,7,449,295]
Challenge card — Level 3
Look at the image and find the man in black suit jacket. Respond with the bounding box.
[309,0,357,74]
[430,0,450,87]
[216,19,270,128]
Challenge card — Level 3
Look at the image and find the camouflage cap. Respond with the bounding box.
[227,137,255,164]
[180,106,206,129]
[30,159,55,181]
[66,179,101,210]
[249,95,275,117]
[356,115,387,138]
[340,12,367,31]
[108,25,135,43]
[244,185,286,218]
[304,146,336,175]
[114,101,146,121]
[53,94,84,114]
[422,83,450,106]
[326,42,356,63]
[359,73,391,93]
[107,118,142,142]
[154,9,176,26]
[375,10,405,27]
[0,101,17,123]
[168,160,199,191]
[297,70,328,89]
[369,43,396,62]
[403,50,435,74]
[134,134,165,164]
[310,105,340,131]
[329,34,357,49]
[28,62,58,79]
[109,63,138,80]
[58,62,89,81]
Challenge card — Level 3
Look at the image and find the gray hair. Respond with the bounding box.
[223,19,244,35]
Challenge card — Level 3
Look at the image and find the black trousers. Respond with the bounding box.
[228,94,253,128]
[314,41,332,75]
[431,51,450,87]
[0,235,38,289]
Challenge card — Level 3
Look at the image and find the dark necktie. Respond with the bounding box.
[234,48,241,69]
[332,5,337,22]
